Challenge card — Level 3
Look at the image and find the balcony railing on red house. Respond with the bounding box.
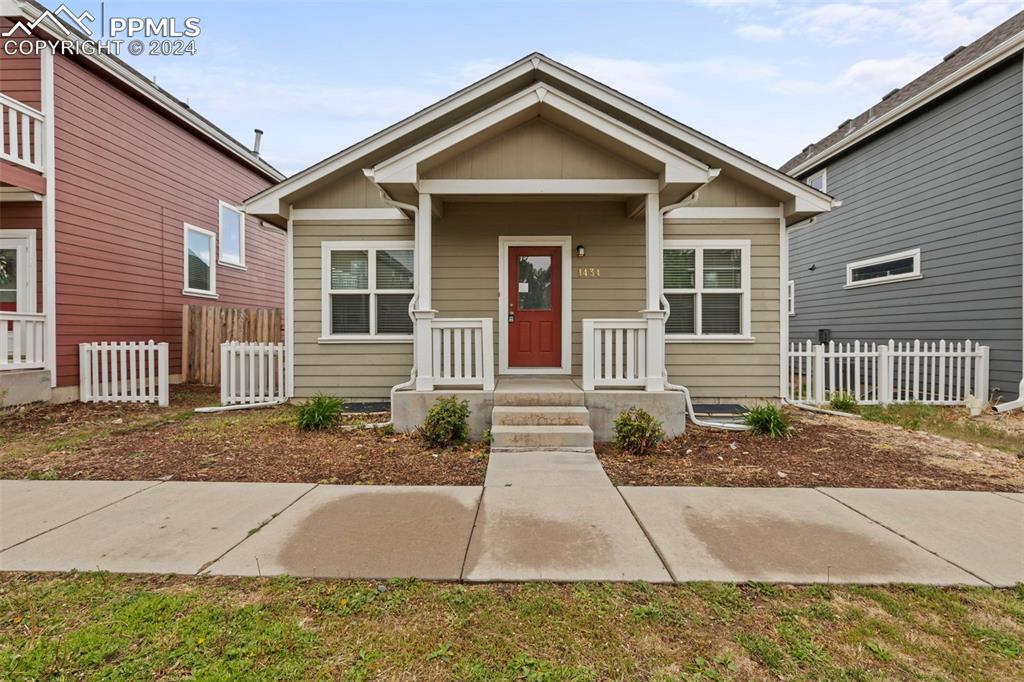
[0,93,45,174]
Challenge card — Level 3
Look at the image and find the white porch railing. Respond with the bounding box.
[788,339,990,406]
[221,341,287,405]
[582,319,650,390]
[430,318,494,389]
[1,312,45,369]
[0,93,45,173]
[79,341,169,406]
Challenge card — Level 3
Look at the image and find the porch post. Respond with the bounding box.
[644,192,666,391]
[414,192,436,391]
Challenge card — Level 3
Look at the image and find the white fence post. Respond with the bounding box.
[877,343,892,405]
[976,345,990,404]
[813,343,826,404]
[157,342,169,407]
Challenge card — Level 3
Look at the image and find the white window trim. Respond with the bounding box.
[218,200,246,269]
[182,223,217,298]
[320,240,415,342]
[787,279,795,316]
[845,248,922,289]
[806,168,826,193]
[663,239,753,343]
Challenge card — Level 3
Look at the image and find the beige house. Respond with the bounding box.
[246,54,835,447]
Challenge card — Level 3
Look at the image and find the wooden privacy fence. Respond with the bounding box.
[79,341,169,406]
[182,304,282,385]
[221,342,286,405]
[788,339,990,407]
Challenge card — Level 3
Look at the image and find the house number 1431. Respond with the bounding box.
[577,267,601,278]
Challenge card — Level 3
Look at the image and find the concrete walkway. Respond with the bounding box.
[1,456,1021,585]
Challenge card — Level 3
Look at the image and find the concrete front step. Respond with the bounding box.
[491,405,590,427]
[490,424,595,452]
[492,389,585,407]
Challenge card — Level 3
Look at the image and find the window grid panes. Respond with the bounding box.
[0,248,17,304]
[663,245,746,337]
[327,247,414,336]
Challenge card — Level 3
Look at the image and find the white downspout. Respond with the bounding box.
[657,172,749,431]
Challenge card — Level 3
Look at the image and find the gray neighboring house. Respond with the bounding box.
[782,12,1024,406]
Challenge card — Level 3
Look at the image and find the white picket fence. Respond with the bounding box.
[788,339,990,406]
[221,341,287,405]
[79,341,169,406]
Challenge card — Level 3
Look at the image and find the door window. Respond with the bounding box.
[517,255,552,310]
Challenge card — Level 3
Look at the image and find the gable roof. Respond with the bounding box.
[246,53,834,222]
[1,0,284,182]
[780,11,1024,176]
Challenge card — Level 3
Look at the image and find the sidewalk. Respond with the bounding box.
[1,453,1021,585]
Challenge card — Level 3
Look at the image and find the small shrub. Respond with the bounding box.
[482,428,493,447]
[376,422,396,437]
[295,394,344,431]
[828,391,858,413]
[421,396,470,447]
[613,407,665,455]
[743,403,792,438]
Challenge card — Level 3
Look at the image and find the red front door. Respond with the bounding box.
[508,246,561,368]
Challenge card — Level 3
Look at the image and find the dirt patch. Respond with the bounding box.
[0,401,487,486]
[599,412,1024,491]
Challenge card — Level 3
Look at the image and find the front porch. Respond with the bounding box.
[393,374,685,448]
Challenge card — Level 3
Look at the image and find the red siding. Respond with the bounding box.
[0,18,41,110]
[51,53,283,387]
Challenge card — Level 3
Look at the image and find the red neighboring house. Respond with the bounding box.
[0,6,285,405]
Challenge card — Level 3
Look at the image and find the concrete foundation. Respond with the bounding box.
[392,379,685,443]
[0,369,51,407]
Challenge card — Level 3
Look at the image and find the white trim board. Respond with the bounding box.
[498,236,572,375]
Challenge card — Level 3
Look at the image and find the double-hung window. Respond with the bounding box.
[321,241,414,340]
[183,224,217,297]
[218,201,245,268]
[663,240,751,340]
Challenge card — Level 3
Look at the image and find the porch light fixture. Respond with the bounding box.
[576,244,585,257]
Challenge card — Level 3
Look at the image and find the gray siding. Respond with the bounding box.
[790,56,1024,400]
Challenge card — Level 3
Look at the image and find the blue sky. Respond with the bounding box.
[56,1,1024,175]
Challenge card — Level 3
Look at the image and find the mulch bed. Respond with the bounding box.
[0,404,487,486]
[598,412,1024,492]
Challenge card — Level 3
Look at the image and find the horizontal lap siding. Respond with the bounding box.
[432,202,645,376]
[790,57,1023,399]
[51,53,282,386]
[0,21,41,109]
[292,221,414,398]
[664,219,781,401]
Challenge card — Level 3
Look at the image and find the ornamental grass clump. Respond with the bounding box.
[743,403,792,438]
[828,391,859,413]
[295,394,344,431]
[421,396,470,447]
[613,407,665,456]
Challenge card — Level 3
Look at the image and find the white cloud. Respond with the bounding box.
[735,23,785,41]
[831,53,940,93]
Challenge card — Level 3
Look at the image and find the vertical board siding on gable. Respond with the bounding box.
[50,53,282,387]
[789,57,1023,399]
[292,220,414,399]
[664,219,781,400]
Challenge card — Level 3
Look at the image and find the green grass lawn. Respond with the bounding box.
[2,574,1021,680]
[857,403,1023,454]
